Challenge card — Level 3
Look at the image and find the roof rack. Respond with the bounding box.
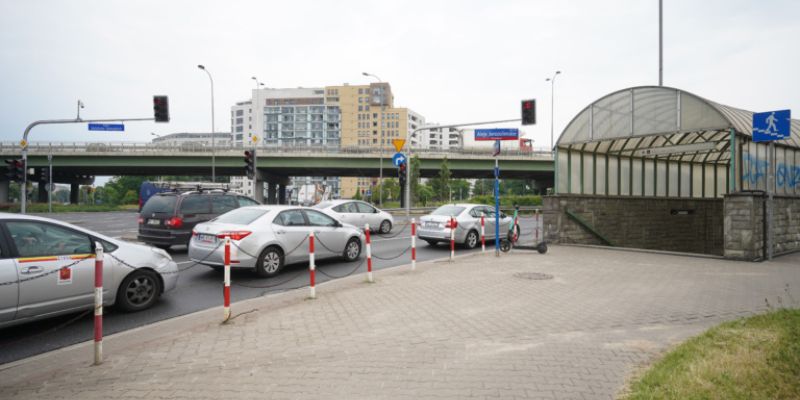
[151,181,240,193]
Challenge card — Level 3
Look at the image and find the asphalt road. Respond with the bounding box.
[0,211,541,365]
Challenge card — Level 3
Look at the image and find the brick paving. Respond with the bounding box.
[1,246,798,399]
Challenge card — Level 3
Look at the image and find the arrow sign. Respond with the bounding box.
[392,152,406,167]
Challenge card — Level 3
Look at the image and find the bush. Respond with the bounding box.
[468,194,542,207]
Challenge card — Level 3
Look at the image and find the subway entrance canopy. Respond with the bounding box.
[545,86,800,259]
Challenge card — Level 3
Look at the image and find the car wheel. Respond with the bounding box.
[116,270,162,312]
[425,240,438,246]
[379,219,392,234]
[343,237,362,261]
[256,246,284,278]
[464,230,479,249]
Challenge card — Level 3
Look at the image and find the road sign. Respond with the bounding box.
[493,140,501,156]
[366,189,372,196]
[392,139,405,152]
[19,139,27,148]
[392,152,407,167]
[88,123,125,132]
[251,135,259,144]
[475,128,519,141]
[753,109,791,142]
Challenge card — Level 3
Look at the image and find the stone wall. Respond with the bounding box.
[724,193,800,260]
[543,195,724,255]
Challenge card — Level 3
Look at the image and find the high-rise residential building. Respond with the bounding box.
[411,125,462,151]
[231,82,425,201]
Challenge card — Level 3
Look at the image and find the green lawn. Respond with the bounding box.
[623,308,800,400]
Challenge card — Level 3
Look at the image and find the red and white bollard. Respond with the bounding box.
[480,214,486,253]
[223,237,231,322]
[449,216,455,262]
[365,224,373,283]
[411,218,417,271]
[309,232,316,299]
[93,242,103,366]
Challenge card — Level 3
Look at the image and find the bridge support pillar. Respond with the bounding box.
[278,184,287,205]
[70,183,79,205]
[254,180,265,204]
[267,182,277,205]
[0,181,9,204]
[37,182,48,203]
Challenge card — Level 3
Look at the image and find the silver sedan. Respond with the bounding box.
[417,204,514,249]
[0,213,179,329]
[189,206,365,277]
[314,200,395,234]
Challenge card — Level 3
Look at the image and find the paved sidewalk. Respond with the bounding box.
[1,246,798,400]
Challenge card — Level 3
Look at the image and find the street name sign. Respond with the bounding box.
[88,123,125,132]
[475,128,519,141]
[753,109,791,142]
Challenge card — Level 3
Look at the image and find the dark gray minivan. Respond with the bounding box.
[138,191,260,249]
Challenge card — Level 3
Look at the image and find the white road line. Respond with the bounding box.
[176,261,194,265]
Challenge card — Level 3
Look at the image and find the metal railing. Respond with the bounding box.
[0,141,554,160]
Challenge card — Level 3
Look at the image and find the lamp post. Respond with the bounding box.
[545,71,561,150]
[362,72,385,207]
[197,65,216,182]
[251,76,265,200]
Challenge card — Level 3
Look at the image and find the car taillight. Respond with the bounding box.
[137,216,144,224]
[217,231,252,241]
[445,219,458,229]
[166,217,183,229]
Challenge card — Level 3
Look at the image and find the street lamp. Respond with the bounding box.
[362,71,385,206]
[546,70,561,150]
[251,76,265,202]
[197,64,216,182]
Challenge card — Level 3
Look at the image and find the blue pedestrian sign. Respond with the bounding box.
[392,152,407,167]
[88,123,125,132]
[753,109,791,142]
[475,128,519,141]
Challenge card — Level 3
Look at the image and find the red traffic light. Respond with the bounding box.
[521,99,536,125]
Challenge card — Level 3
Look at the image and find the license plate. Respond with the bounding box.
[196,234,216,244]
[425,222,439,228]
[147,219,161,226]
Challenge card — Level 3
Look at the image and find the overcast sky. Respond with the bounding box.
[1,0,798,150]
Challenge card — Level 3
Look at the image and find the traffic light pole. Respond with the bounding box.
[47,153,53,213]
[404,118,521,219]
[20,117,155,214]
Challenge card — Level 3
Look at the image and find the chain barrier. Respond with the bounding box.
[377,221,411,239]
[315,256,367,280]
[230,234,310,260]
[107,241,224,275]
[230,269,306,289]
[0,254,94,287]
[372,245,412,261]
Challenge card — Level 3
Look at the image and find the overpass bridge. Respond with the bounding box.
[1,141,554,203]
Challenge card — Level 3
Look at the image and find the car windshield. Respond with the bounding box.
[431,205,466,216]
[213,208,268,225]
[141,196,177,214]
[314,201,334,209]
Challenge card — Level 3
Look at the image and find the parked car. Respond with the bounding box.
[188,206,364,277]
[417,204,514,248]
[0,213,179,329]
[314,200,394,234]
[138,190,260,249]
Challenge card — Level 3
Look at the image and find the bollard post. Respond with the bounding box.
[480,214,486,253]
[449,216,455,262]
[309,232,316,299]
[93,242,103,366]
[365,224,373,283]
[411,218,417,271]
[223,237,231,323]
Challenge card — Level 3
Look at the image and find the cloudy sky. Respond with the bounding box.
[1,0,798,150]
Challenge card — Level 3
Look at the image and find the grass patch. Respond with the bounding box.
[1,203,131,213]
[622,308,800,400]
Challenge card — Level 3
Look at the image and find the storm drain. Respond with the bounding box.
[514,272,553,281]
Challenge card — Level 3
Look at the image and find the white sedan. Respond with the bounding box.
[314,200,395,234]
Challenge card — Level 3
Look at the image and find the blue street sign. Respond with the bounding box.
[88,123,125,132]
[753,109,791,142]
[392,152,407,167]
[475,128,519,141]
[366,189,372,196]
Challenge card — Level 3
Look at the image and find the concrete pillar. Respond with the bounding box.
[254,180,265,204]
[278,184,287,205]
[70,183,79,204]
[37,182,48,203]
[267,182,277,205]
[0,181,9,204]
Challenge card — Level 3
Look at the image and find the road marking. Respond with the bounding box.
[177,261,194,265]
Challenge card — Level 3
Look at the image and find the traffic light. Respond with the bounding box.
[153,95,170,123]
[41,167,51,183]
[5,159,24,182]
[521,99,536,125]
[244,150,256,179]
[398,162,407,186]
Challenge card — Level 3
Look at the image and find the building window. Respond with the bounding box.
[236,110,244,116]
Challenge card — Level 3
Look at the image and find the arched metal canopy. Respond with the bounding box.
[557,86,800,164]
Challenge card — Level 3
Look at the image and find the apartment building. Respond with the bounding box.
[411,125,462,151]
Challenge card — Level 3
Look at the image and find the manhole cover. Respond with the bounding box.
[514,272,553,281]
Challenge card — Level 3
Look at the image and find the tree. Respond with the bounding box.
[450,179,471,201]
[353,189,362,200]
[417,184,434,206]
[381,178,400,201]
[430,157,451,201]
[474,179,494,196]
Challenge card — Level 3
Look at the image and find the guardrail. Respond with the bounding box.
[0,142,554,159]
[384,206,543,215]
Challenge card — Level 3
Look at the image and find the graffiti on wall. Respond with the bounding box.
[743,152,800,190]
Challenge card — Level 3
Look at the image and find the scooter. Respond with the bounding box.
[500,206,547,254]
